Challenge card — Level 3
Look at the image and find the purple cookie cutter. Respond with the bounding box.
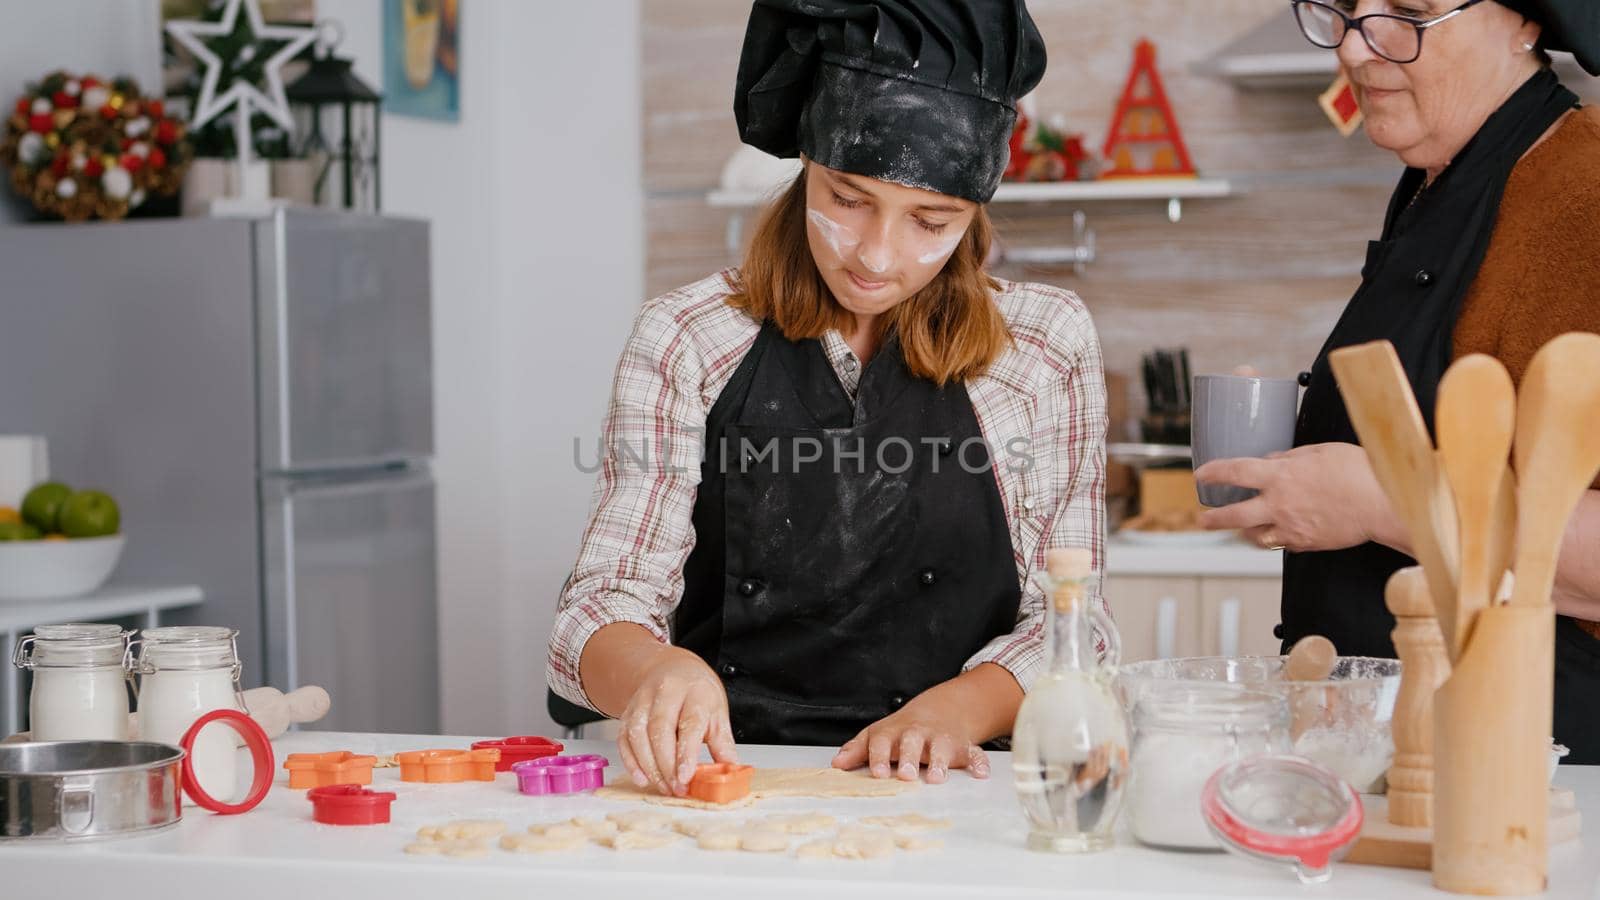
[512,754,609,795]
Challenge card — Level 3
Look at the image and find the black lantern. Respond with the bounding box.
[285,23,381,212]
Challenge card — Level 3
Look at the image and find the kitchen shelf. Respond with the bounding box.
[0,584,204,736]
[707,177,1234,262]
[706,177,1234,209]
[1198,8,1587,89]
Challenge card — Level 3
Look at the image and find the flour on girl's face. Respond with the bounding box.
[916,230,965,265]
[807,209,860,259]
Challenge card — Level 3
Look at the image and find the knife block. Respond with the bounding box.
[1433,604,1554,895]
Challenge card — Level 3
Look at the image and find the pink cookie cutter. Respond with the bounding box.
[512,754,609,795]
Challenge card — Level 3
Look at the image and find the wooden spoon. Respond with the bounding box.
[1435,354,1516,660]
[1509,332,1600,607]
[1328,341,1459,627]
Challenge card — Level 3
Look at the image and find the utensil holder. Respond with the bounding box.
[1433,604,1553,895]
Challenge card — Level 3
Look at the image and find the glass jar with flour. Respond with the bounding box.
[13,623,132,741]
[132,626,245,800]
[1128,686,1291,850]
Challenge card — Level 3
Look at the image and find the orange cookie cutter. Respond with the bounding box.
[395,748,500,783]
[686,762,754,805]
[282,751,379,790]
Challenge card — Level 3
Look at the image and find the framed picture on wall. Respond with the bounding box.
[384,0,459,122]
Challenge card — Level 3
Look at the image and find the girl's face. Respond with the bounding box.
[803,160,979,320]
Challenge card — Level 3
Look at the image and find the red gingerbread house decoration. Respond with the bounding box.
[1101,39,1197,178]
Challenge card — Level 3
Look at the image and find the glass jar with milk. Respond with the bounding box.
[132,626,245,800]
[13,623,132,741]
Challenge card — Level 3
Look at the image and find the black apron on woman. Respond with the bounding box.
[673,320,1021,746]
[1284,70,1599,763]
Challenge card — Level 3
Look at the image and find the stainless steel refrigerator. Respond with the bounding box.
[0,208,440,734]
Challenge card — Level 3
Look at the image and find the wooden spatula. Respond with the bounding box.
[1328,341,1459,629]
[1509,332,1600,608]
[1436,355,1516,660]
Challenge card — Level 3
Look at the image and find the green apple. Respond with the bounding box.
[58,490,120,538]
[20,482,72,532]
[0,521,42,541]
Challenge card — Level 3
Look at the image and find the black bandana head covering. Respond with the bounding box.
[1497,0,1600,75]
[733,0,1047,203]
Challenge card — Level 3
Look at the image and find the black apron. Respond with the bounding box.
[673,320,1021,746]
[1284,71,1599,763]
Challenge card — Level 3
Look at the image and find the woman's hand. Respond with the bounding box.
[831,692,990,785]
[1194,442,1403,553]
[617,648,738,797]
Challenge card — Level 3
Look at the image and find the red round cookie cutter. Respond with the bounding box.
[307,784,398,825]
[179,708,275,815]
[470,735,564,772]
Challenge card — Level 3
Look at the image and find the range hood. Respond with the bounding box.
[1195,7,1586,89]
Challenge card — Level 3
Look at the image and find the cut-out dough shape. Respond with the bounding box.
[599,830,679,850]
[406,839,490,858]
[417,820,507,841]
[739,829,791,853]
[500,832,586,854]
[604,810,676,832]
[860,813,952,832]
[696,828,743,851]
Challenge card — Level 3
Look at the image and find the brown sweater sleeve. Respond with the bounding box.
[1455,105,1600,438]
[1453,107,1600,631]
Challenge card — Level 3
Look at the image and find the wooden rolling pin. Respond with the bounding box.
[1385,567,1451,828]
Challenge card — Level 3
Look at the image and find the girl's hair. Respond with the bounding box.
[727,166,1011,385]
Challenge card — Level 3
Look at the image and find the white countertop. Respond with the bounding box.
[1105,534,1283,577]
[4,731,1595,899]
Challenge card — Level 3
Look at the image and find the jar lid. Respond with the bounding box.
[135,626,240,672]
[33,623,125,643]
[140,626,236,645]
[1135,685,1288,732]
[16,623,130,668]
[1200,754,1364,885]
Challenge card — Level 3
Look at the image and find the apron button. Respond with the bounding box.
[890,695,906,708]
[737,579,758,597]
[919,568,936,586]
[938,439,954,457]
[1273,623,1285,640]
[1414,269,1433,286]
[1297,371,1312,388]
[734,727,746,741]
[720,663,738,677]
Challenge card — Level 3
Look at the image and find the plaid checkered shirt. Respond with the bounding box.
[548,269,1109,713]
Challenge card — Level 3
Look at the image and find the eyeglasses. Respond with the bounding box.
[1291,0,1486,64]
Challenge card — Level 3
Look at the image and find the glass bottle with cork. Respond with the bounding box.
[1012,547,1130,852]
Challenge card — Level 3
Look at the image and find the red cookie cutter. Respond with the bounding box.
[179,708,275,815]
[283,751,379,789]
[395,748,500,783]
[307,784,398,826]
[686,762,754,805]
[470,736,564,773]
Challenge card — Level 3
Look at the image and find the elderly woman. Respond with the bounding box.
[1198,0,1600,763]
[548,0,1109,797]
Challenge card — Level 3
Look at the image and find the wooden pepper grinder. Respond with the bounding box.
[1384,566,1451,828]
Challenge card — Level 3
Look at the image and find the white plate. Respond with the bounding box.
[0,534,125,601]
[1116,529,1239,548]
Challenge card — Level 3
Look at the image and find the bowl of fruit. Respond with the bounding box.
[0,482,124,601]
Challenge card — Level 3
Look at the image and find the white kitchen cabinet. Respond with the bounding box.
[1103,572,1282,662]
[1199,577,1284,657]
[1102,576,1204,663]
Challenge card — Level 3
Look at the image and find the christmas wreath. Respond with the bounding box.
[0,71,194,221]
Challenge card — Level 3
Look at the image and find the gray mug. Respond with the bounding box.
[1191,374,1300,508]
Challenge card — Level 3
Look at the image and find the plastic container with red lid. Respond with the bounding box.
[307,784,398,826]
[1200,754,1364,884]
[470,736,564,773]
